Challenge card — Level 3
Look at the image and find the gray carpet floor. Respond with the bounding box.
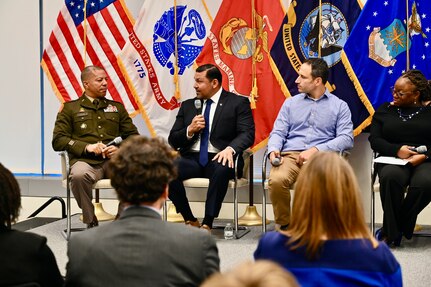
[26,215,431,287]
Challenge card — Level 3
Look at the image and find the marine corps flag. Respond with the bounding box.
[196,0,286,150]
[342,0,431,111]
[271,0,372,135]
[118,1,219,138]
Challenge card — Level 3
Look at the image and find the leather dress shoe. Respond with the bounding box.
[185,219,200,228]
[87,218,99,229]
[200,224,211,233]
[375,228,401,247]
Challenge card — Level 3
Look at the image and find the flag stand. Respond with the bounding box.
[238,155,269,226]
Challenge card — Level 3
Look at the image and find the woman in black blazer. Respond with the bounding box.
[0,163,63,286]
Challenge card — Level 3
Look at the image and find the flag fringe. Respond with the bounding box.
[341,51,375,134]
[41,60,66,104]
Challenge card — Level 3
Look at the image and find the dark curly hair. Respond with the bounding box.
[108,136,178,205]
[401,69,431,102]
[0,163,21,228]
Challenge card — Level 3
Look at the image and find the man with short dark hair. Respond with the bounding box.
[65,135,220,286]
[52,65,139,228]
[168,64,255,231]
[267,58,354,230]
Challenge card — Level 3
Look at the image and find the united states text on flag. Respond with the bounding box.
[271,0,372,135]
[41,0,139,115]
[118,0,220,138]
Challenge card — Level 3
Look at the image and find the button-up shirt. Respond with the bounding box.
[267,90,353,153]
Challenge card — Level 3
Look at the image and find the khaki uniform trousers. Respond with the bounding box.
[69,161,107,224]
[268,152,301,226]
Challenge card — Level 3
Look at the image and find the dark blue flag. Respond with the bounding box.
[342,0,431,111]
[271,0,371,135]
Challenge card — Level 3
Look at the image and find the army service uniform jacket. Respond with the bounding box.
[52,96,139,166]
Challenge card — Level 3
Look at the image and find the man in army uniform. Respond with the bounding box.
[52,65,139,228]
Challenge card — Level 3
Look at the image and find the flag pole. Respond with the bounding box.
[83,0,88,66]
[238,1,268,226]
[173,0,180,99]
[406,0,410,71]
[318,0,322,58]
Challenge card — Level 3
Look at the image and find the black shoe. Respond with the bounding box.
[87,217,99,229]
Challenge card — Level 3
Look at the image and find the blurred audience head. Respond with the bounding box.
[0,163,21,228]
[200,260,299,287]
[108,135,177,206]
[287,152,376,259]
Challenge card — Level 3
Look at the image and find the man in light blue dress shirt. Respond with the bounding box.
[267,58,354,230]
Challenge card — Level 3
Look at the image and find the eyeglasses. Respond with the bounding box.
[390,86,416,97]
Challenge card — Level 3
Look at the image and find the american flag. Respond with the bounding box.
[41,0,139,114]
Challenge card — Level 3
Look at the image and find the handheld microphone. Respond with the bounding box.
[409,145,427,154]
[271,157,281,167]
[106,136,122,147]
[194,99,202,115]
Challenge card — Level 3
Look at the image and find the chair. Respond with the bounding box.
[370,152,431,237]
[60,151,115,240]
[165,150,252,239]
[262,149,350,233]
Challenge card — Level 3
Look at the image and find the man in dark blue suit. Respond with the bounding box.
[168,64,255,231]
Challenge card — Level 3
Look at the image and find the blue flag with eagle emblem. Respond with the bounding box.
[342,0,431,112]
[271,0,372,135]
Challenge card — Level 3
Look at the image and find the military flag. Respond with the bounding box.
[118,0,220,138]
[41,0,139,114]
[271,0,371,135]
[196,0,286,150]
[342,0,431,111]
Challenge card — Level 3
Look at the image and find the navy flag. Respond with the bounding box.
[271,0,371,135]
[342,0,431,111]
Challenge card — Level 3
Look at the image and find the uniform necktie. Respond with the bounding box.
[199,99,213,166]
[93,99,99,109]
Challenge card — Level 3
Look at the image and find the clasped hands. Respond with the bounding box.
[86,142,118,159]
[270,147,318,167]
[397,145,427,166]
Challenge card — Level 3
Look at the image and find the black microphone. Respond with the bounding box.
[106,136,122,147]
[194,99,202,115]
[409,145,427,153]
[271,157,281,167]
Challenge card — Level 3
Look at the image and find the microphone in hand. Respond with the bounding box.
[106,136,123,147]
[271,157,281,167]
[194,99,202,115]
[409,145,427,154]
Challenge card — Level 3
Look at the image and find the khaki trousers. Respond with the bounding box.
[268,152,301,226]
[69,161,106,223]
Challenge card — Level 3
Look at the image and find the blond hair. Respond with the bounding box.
[201,260,298,287]
[287,152,377,259]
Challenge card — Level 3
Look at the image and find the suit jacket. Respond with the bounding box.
[65,206,220,287]
[52,96,139,166]
[0,225,63,286]
[168,90,255,155]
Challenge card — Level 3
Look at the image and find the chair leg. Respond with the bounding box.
[262,182,267,233]
[62,180,85,241]
[233,181,250,239]
[371,189,375,235]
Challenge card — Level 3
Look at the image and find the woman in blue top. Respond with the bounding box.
[254,152,402,287]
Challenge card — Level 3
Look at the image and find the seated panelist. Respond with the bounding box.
[168,63,255,231]
[52,65,139,228]
[267,58,353,230]
[369,69,431,246]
